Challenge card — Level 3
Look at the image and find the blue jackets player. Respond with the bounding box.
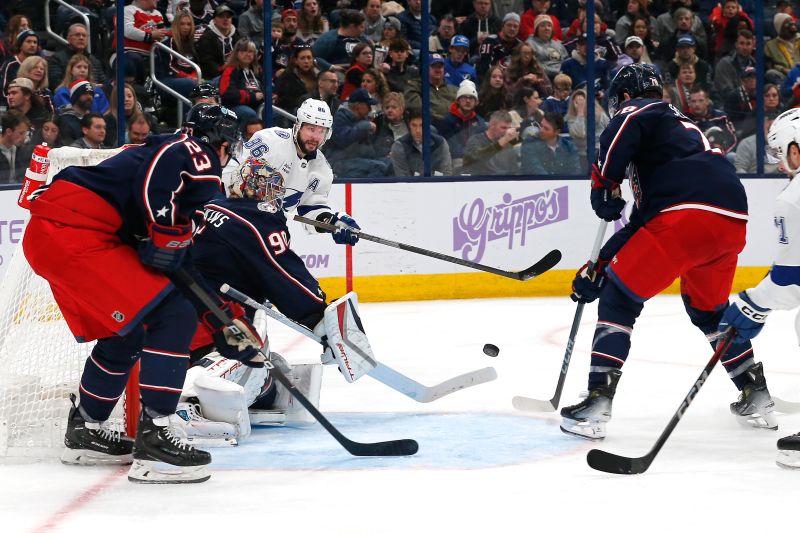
[560,64,777,440]
[22,104,264,483]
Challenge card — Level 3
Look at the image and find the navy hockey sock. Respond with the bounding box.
[589,282,644,389]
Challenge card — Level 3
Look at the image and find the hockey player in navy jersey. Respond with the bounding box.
[22,104,265,483]
[560,63,776,440]
[719,108,800,469]
[174,99,369,438]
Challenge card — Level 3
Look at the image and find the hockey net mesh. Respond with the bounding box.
[0,147,135,460]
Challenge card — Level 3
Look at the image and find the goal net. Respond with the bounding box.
[0,147,139,460]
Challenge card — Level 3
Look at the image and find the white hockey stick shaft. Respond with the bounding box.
[220,284,497,402]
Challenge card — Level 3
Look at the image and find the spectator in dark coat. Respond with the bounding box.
[520,112,581,175]
[0,111,31,184]
[275,45,318,114]
[196,5,240,79]
[437,80,488,168]
[47,23,106,91]
[390,108,453,176]
[324,89,390,177]
[397,0,437,52]
[312,10,369,71]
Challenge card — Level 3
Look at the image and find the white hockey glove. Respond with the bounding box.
[313,292,377,383]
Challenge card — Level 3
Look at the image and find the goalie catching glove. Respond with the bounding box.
[317,212,360,245]
[313,292,377,382]
[138,220,193,272]
[201,301,265,368]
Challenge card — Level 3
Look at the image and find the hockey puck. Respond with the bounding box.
[483,343,500,357]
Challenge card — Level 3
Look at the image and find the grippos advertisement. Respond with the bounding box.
[0,178,787,284]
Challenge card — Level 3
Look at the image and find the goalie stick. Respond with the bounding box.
[586,329,736,475]
[220,284,497,402]
[512,220,609,412]
[294,215,562,281]
[173,269,418,457]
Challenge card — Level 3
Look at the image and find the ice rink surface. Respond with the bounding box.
[2,295,799,532]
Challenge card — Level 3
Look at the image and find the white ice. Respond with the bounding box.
[2,295,799,532]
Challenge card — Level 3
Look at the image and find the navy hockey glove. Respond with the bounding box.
[201,301,265,368]
[718,292,771,343]
[138,221,193,273]
[571,260,609,304]
[320,212,360,246]
[590,165,625,221]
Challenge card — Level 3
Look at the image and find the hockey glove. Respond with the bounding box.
[590,165,625,222]
[319,212,360,246]
[138,221,193,273]
[718,291,771,343]
[571,259,609,304]
[201,301,265,368]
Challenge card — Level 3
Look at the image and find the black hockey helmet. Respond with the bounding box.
[182,104,241,151]
[607,63,663,116]
[189,82,220,101]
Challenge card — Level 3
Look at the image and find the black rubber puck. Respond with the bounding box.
[483,343,500,357]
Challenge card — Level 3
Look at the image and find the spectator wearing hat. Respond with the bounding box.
[47,23,106,92]
[239,0,267,44]
[279,8,306,49]
[765,13,800,78]
[708,0,753,59]
[405,53,458,127]
[325,88,391,178]
[686,86,737,154]
[397,0,437,52]
[380,17,403,49]
[527,14,568,79]
[613,35,659,78]
[313,9,370,72]
[0,15,31,68]
[666,34,713,96]
[429,15,457,55]
[459,0,501,56]
[197,5,241,79]
[477,12,522,78]
[383,37,419,92]
[444,35,478,87]
[559,33,609,96]
[0,28,39,107]
[390,107,453,176]
[363,0,385,43]
[521,111,579,175]
[724,66,757,140]
[0,111,31,184]
[715,29,757,101]
[70,112,107,150]
[120,0,168,83]
[53,54,110,115]
[438,79,488,168]
[59,79,98,145]
[519,0,562,41]
[6,77,48,128]
[653,2,707,52]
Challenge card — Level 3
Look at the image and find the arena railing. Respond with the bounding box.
[44,0,92,55]
[148,42,201,126]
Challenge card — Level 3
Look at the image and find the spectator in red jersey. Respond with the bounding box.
[708,0,754,59]
[119,0,168,83]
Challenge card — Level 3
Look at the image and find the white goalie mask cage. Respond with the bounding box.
[229,156,286,213]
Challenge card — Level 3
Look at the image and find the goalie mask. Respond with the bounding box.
[230,156,286,212]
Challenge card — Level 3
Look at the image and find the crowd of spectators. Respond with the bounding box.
[0,0,793,182]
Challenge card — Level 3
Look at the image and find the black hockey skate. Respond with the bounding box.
[730,362,778,430]
[777,432,800,469]
[560,370,622,440]
[61,394,134,466]
[128,410,212,484]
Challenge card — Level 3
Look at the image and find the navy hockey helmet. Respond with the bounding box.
[182,104,241,151]
[607,63,663,116]
[189,83,220,101]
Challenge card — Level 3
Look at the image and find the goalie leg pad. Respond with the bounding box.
[250,359,323,427]
[313,292,377,383]
[193,373,252,440]
[170,400,241,447]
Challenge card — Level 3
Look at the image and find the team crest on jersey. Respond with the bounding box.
[276,130,290,139]
[112,311,125,322]
[308,178,320,191]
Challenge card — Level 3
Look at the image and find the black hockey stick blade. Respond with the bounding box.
[516,249,563,280]
[268,362,419,457]
[585,329,736,475]
[294,215,561,281]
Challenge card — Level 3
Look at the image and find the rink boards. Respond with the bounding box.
[0,178,784,300]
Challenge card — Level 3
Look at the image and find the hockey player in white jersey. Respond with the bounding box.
[718,108,800,469]
[172,99,376,444]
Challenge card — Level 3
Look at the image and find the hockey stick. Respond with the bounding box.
[586,329,736,475]
[173,269,418,457]
[512,220,609,412]
[293,215,562,281]
[773,397,800,414]
[220,284,497,402]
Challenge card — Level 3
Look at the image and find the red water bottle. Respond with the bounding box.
[18,143,50,209]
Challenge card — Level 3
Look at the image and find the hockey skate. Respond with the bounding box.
[61,394,134,466]
[777,432,800,469]
[730,362,778,430]
[170,400,240,447]
[560,370,622,440]
[128,410,212,484]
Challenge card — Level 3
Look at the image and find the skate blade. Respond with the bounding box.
[559,419,606,441]
[127,460,211,484]
[776,450,800,469]
[183,435,238,448]
[734,411,778,431]
[61,448,133,466]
